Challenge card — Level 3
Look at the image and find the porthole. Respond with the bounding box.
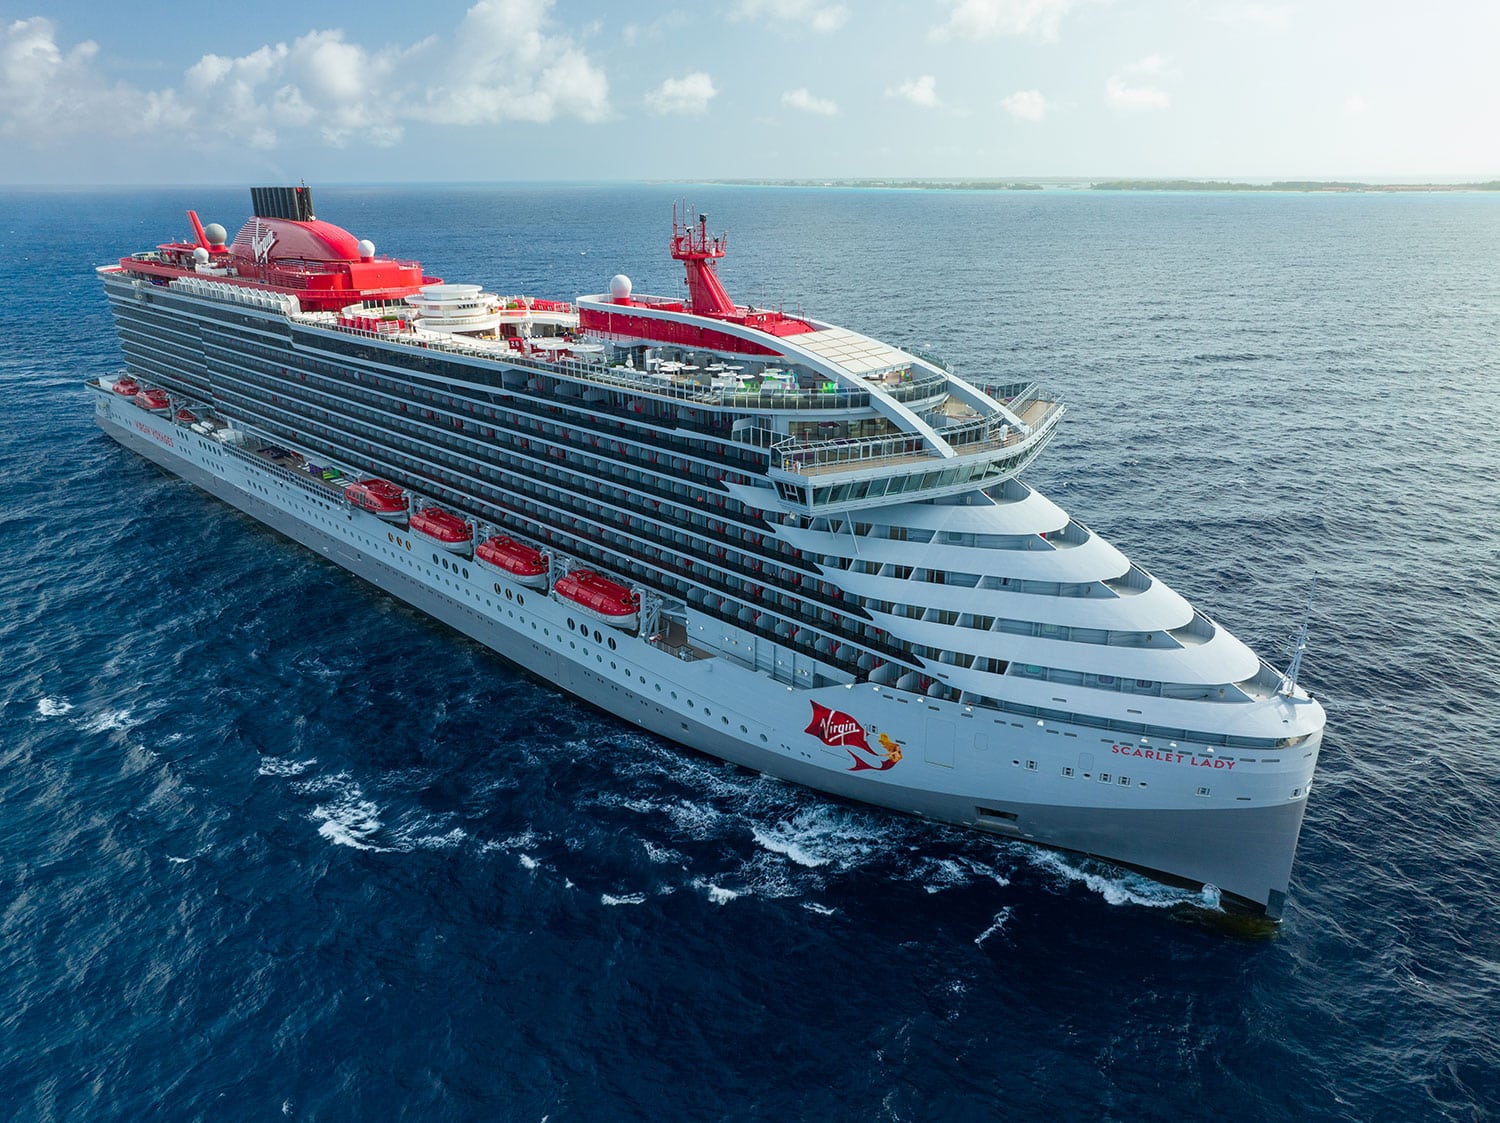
[687,700,695,709]
[759,734,769,743]
[432,553,439,564]
[567,619,575,631]
[593,629,602,643]
[721,716,729,726]
[607,637,616,651]
[670,691,678,700]
[740,724,748,734]
[517,594,525,606]
[494,582,502,594]
[462,568,469,579]
[505,589,513,601]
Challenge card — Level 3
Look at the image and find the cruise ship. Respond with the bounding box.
[93,186,1325,918]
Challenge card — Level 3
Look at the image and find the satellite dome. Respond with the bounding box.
[357,239,376,260]
[192,246,210,264]
[203,223,227,247]
[609,274,632,300]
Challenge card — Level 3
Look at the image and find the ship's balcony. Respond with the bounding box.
[758,385,1064,512]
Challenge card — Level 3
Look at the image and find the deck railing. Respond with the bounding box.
[299,314,954,413]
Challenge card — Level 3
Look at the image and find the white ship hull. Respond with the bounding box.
[94,387,1319,916]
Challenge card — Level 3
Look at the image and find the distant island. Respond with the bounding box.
[1090,179,1500,192]
[696,177,1500,193]
[699,178,1046,191]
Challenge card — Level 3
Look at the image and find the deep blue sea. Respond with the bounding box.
[2,183,1497,1121]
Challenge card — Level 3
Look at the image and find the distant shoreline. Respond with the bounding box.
[696,178,1500,193]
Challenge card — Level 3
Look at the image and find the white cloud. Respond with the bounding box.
[1105,55,1173,112]
[888,75,942,109]
[0,17,191,143]
[1125,53,1166,76]
[1210,3,1291,31]
[782,88,839,116]
[1344,94,1368,115]
[732,0,850,33]
[645,72,717,116]
[931,0,1076,42]
[0,1,611,153]
[1000,89,1049,121]
[1105,76,1170,111]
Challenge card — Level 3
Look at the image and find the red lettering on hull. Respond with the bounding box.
[132,419,175,449]
[1110,744,1236,770]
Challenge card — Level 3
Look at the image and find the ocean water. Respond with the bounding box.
[1,183,1498,1121]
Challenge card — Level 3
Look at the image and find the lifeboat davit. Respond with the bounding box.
[475,535,549,588]
[175,407,199,425]
[112,378,140,397]
[410,506,472,553]
[344,478,409,522]
[552,569,639,630]
[134,387,170,412]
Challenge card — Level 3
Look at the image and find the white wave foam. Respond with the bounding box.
[751,825,830,868]
[1029,850,1218,911]
[601,892,647,906]
[36,697,72,717]
[407,827,467,850]
[79,707,136,734]
[664,798,728,839]
[802,902,836,916]
[258,756,315,778]
[693,878,740,905]
[518,854,538,870]
[906,852,1014,894]
[311,790,388,851]
[975,908,1013,946]
[642,841,682,865]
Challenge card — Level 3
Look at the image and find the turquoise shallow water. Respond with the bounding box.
[1,184,1497,1121]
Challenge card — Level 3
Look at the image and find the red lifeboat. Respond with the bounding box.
[475,535,549,588]
[134,387,170,412]
[552,569,639,630]
[113,378,141,397]
[175,407,199,425]
[410,506,472,553]
[344,478,409,522]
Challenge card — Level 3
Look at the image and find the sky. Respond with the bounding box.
[2,0,1497,185]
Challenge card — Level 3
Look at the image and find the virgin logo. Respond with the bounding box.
[804,702,871,752]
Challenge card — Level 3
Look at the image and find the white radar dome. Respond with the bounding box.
[609,274,632,300]
[192,246,210,264]
[357,239,376,260]
[203,223,227,247]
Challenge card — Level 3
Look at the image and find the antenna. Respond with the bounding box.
[1279,573,1317,697]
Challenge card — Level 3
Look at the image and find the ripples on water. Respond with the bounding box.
[1,185,1497,1121]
